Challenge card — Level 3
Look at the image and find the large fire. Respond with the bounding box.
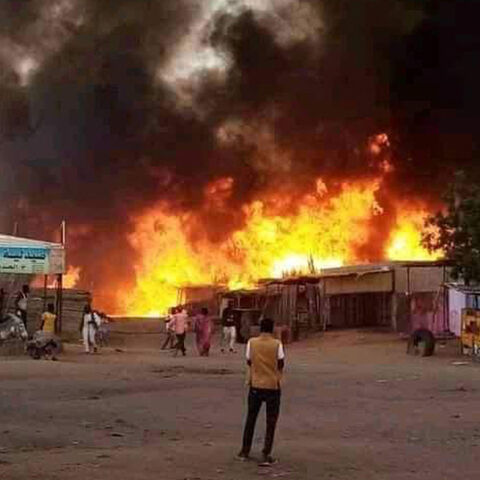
[386,210,440,261]
[121,172,441,316]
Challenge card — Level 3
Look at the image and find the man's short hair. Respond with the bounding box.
[260,317,274,333]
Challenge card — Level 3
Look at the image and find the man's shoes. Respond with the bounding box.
[236,451,249,461]
[259,455,277,467]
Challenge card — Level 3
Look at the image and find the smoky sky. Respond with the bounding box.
[0,0,477,304]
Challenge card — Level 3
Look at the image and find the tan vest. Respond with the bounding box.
[249,334,282,390]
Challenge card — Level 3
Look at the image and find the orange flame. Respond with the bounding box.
[386,210,441,261]
[120,175,441,317]
[62,266,81,289]
[32,265,81,290]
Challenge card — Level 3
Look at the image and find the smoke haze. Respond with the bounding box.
[0,1,475,307]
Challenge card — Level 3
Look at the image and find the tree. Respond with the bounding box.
[423,172,480,285]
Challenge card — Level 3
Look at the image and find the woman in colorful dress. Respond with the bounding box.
[194,307,213,356]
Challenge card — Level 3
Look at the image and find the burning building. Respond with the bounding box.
[221,260,452,343]
[0,1,475,316]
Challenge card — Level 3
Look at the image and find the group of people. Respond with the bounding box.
[6,284,107,357]
[162,304,285,465]
[7,285,286,465]
[162,302,239,357]
[163,306,213,357]
[8,284,285,466]
[12,286,61,361]
[27,302,61,361]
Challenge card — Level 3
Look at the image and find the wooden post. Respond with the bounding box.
[56,220,66,334]
[295,283,300,340]
[55,274,63,334]
[406,266,412,332]
[42,275,48,312]
[443,265,448,332]
[391,269,397,331]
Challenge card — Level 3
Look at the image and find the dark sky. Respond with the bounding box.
[0,0,477,303]
[390,1,480,193]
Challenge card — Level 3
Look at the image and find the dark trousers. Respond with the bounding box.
[242,388,281,456]
[162,331,175,350]
[175,333,186,355]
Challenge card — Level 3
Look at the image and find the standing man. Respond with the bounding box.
[80,304,101,354]
[15,284,30,329]
[221,301,237,353]
[238,318,285,466]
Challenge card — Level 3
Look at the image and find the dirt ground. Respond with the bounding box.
[1,328,480,480]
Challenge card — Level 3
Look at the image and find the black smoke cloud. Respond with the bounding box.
[0,0,476,307]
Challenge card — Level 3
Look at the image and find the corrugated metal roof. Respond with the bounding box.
[264,266,393,285]
[445,283,480,294]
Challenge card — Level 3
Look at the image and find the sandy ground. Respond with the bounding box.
[1,328,480,480]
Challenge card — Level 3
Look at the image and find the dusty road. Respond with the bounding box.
[1,329,479,480]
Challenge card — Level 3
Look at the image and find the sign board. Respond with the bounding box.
[0,246,65,275]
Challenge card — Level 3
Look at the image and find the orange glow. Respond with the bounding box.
[120,176,440,317]
[32,265,81,290]
[62,266,81,289]
[386,210,441,261]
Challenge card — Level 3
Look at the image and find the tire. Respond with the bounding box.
[407,329,435,357]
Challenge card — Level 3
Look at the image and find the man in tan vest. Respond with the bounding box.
[237,318,285,466]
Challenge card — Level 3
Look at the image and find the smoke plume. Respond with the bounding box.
[0,1,475,308]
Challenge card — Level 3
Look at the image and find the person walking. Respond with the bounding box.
[193,307,213,356]
[221,302,237,353]
[237,318,285,466]
[168,307,188,356]
[80,304,101,354]
[162,307,177,350]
